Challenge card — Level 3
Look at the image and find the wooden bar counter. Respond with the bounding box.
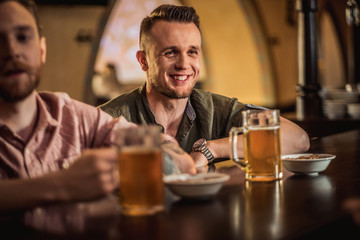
[1,129,360,239]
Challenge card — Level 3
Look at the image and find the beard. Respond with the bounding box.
[0,61,41,102]
[150,79,193,99]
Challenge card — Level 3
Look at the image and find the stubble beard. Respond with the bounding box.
[150,80,194,99]
[0,62,41,102]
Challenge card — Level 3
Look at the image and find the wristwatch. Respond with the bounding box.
[192,138,215,164]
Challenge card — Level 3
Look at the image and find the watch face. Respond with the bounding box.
[193,138,205,149]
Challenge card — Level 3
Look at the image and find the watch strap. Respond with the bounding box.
[193,139,215,164]
[200,145,215,164]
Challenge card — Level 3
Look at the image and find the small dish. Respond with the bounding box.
[163,173,230,199]
[282,153,336,175]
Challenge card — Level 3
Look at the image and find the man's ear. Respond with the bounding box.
[136,50,148,71]
[40,37,47,64]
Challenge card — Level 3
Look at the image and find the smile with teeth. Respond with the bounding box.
[171,75,189,81]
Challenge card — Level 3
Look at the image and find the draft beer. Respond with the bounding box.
[230,109,282,181]
[117,126,164,216]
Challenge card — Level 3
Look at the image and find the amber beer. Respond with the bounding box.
[119,146,164,216]
[230,109,282,181]
[244,126,282,181]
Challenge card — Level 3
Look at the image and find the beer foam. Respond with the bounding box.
[247,126,280,130]
[121,146,160,153]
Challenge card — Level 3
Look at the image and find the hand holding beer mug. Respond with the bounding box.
[117,125,164,216]
[229,109,282,181]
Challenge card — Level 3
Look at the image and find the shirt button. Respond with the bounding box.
[62,161,70,169]
[25,148,30,155]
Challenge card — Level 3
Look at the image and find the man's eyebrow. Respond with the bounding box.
[15,25,34,32]
[160,46,177,52]
[190,45,200,50]
[160,45,200,52]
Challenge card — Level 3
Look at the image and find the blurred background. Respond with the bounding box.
[34,0,356,117]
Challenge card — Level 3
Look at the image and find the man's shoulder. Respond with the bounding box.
[38,91,94,108]
[99,87,142,118]
[38,91,102,114]
[190,88,247,118]
[191,88,239,105]
[38,91,72,106]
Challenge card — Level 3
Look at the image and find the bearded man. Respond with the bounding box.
[0,0,195,212]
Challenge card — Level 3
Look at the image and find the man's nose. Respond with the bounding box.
[2,38,20,60]
[175,53,189,69]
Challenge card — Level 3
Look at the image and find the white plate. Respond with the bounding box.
[164,173,230,199]
[281,153,336,174]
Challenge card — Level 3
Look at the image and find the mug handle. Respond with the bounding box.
[229,127,246,168]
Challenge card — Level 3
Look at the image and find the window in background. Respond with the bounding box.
[318,11,346,89]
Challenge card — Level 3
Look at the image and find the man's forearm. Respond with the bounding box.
[279,117,310,154]
[0,173,65,212]
[207,136,244,159]
[207,118,309,160]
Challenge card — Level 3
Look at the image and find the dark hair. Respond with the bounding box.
[139,4,200,50]
[0,0,43,36]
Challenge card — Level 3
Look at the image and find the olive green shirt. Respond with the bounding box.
[99,84,254,153]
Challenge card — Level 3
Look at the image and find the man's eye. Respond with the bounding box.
[165,50,176,56]
[17,34,30,42]
[189,50,198,55]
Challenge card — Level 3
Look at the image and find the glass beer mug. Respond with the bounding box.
[229,109,282,181]
[117,125,164,216]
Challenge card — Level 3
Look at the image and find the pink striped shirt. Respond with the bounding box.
[0,92,133,179]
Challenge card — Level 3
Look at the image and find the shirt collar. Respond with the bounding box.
[35,92,59,130]
[185,99,196,121]
[0,92,59,137]
[139,83,158,124]
[140,83,197,122]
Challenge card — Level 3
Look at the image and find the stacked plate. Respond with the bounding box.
[320,89,359,103]
[322,99,347,120]
[347,103,360,119]
[321,88,360,119]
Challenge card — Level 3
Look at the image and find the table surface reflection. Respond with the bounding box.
[2,129,360,239]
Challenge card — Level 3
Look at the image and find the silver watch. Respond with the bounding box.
[192,138,215,164]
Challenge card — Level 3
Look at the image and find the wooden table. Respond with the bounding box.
[2,129,360,239]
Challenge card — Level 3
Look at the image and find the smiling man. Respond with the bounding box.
[99,4,310,167]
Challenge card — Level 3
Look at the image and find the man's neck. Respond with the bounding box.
[0,91,38,139]
[146,89,188,138]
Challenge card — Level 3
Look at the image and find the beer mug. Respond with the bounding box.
[117,125,164,216]
[229,109,282,181]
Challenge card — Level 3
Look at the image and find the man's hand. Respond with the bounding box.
[160,135,196,174]
[59,148,118,202]
[0,148,119,212]
[190,151,208,168]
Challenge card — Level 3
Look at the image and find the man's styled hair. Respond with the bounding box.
[0,0,43,36]
[139,4,200,51]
